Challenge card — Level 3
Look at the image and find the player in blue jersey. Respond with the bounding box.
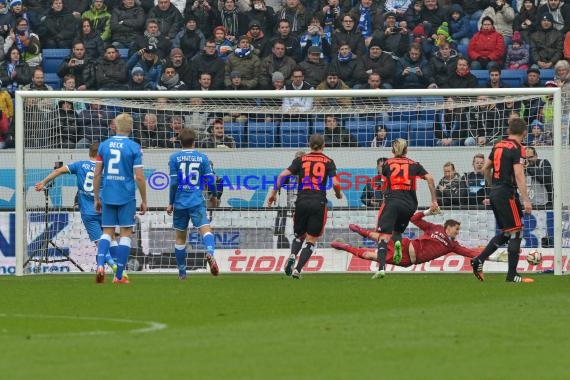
[34,143,118,272]
[166,128,219,280]
[94,113,147,284]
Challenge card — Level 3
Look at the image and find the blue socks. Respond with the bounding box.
[97,234,111,267]
[203,232,215,256]
[115,237,131,280]
[175,244,186,274]
[106,240,118,267]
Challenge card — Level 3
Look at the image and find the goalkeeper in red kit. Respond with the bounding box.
[332,209,504,267]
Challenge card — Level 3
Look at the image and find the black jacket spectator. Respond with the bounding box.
[189,48,225,90]
[110,0,145,48]
[246,1,275,37]
[331,22,366,57]
[77,19,105,60]
[298,55,329,87]
[39,4,78,48]
[183,2,221,39]
[147,1,184,40]
[94,48,128,90]
[428,46,458,88]
[57,55,94,90]
[359,45,396,87]
[174,16,205,60]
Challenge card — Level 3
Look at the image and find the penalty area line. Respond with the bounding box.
[0,313,168,337]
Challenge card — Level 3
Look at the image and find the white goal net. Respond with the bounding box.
[10,88,569,276]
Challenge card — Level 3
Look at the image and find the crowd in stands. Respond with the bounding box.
[1,0,569,148]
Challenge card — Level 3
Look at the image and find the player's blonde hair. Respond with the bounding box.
[115,113,134,134]
[392,138,407,157]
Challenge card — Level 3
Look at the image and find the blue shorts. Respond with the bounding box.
[81,213,103,241]
[173,204,210,231]
[101,200,136,228]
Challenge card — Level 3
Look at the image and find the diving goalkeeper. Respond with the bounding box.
[333,209,505,268]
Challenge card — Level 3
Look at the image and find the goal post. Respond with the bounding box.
[12,88,568,276]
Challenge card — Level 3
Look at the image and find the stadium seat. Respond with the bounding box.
[471,70,488,87]
[382,119,408,133]
[41,49,70,74]
[312,120,325,135]
[409,129,435,147]
[501,70,526,87]
[408,120,435,146]
[247,121,276,148]
[44,73,61,90]
[117,48,130,59]
[540,69,555,83]
[409,119,434,130]
[417,96,444,120]
[388,96,418,121]
[223,122,245,148]
[279,121,309,148]
[387,129,408,142]
[345,119,375,147]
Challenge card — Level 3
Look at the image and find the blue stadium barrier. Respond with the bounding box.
[471,70,488,87]
[387,129,408,143]
[388,96,418,121]
[539,69,555,83]
[418,96,444,120]
[501,70,526,87]
[41,49,70,74]
[312,120,325,135]
[382,119,409,134]
[279,121,309,148]
[409,129,435,147]
[409,119,434,130]
[45,73,61,90]
[247,121,276,148]
[345,118,375,147]
[223,122,245,148]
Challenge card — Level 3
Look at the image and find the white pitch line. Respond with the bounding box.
[0,313,167,337]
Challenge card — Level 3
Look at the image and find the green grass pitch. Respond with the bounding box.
[1,273,567,380]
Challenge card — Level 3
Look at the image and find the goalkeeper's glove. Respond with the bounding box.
[423,207,442,216]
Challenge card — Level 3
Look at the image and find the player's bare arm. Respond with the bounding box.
[34,166,70,191]
[93,161,103,212]
[135,166,147,215]
[513,163,532,214]
[332,175,343,199]
[483,158,493,186]
[423,173,438,211]
[267,168,292,206]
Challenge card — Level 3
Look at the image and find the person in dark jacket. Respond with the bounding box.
[147,0,183,40]
[447,56,478,88]
[39,0,78,48]
[331,13,366,57]
[130,18,172,60]
[298,45,329,87]
[323,114,357,147]
[57,41,93,90]
[110,0,145,49]
[428,41,458,88]
[328,42,366,88]
[77,18,105,60]
[173,14,205,60]
[189,39,225,89]
[358,40,396,88]
[361,157,386,208]
[94,45,128,90]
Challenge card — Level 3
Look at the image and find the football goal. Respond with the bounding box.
[11,88,568,276]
